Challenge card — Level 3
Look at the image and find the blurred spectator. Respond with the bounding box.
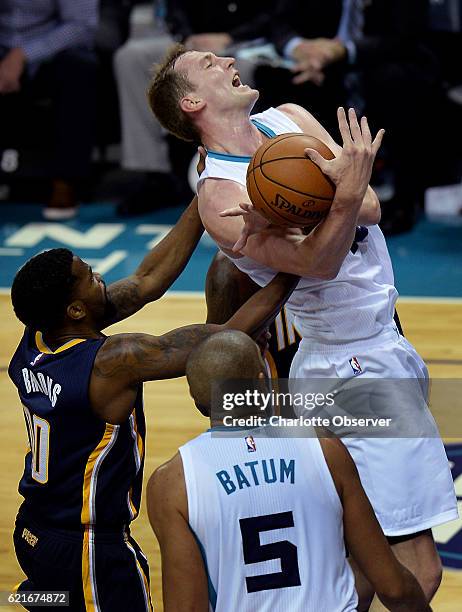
[114,0,273,216]
[95,0,134,152]
[256,0,345,137]
[425,0,462,183]
[257,0,440,234]
[0,0,98,219]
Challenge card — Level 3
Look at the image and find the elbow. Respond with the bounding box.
[377,578,425,611]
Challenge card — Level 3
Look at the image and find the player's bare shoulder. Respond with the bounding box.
[147,452,186,521]
[199,176,250,214]
[277,103,316,130]
[277,103,337,151]
[198,178,250,251]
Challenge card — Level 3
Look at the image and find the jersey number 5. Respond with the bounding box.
[239,511,301,593]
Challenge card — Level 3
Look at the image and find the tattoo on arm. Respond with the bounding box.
[94,325,220,384]
[103,278,142,326]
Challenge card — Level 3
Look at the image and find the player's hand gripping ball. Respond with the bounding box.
[246,133,335,230]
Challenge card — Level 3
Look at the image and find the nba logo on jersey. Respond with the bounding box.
[245,436,257,452]
[349,357,362,375]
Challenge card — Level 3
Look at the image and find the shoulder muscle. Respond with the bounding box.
[278,103,341,154]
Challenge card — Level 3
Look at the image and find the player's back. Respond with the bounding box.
[180,427,357,612]
[8,328,145,530]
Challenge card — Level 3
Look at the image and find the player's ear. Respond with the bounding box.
[180,94,206,115]
[67,300,86,321]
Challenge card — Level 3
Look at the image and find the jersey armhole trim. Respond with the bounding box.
[179,445,197,528]
[250,118,277,138]
[310,438,344,515]
[189,525,217,611]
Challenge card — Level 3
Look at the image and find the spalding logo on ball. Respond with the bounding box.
[246,133,335,230]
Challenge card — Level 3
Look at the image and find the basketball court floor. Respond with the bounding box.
[0,201,461,610]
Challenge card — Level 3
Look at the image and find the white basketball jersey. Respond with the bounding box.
[180,428,357,612]
[198,107,399,346]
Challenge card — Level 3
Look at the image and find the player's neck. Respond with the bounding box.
[202,111,265,156]
[42,324,102,350]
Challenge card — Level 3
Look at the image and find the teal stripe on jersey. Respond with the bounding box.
[190,526,217,610]
[207,151,251,163]
[250,119,277,138]
[207,119,276,164]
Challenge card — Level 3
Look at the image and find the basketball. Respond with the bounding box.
[246,133,336,229]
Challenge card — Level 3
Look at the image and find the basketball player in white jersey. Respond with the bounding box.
[147,331,429,612]
[147,45,458,603]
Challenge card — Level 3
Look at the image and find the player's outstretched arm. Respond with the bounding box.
[321,438,431,612]
[205,252,260,324]
[90,270,298,422]
[102,195,204,328]
[147,454,209,612]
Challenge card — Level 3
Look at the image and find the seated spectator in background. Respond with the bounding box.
[255,0,345,137]
[424,0,462,186]
[0,0,98,219]
[257,0,440,234]
[114,0,274,216]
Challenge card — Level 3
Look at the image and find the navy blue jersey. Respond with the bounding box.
[266,307,301,379]
[8,329,145,530]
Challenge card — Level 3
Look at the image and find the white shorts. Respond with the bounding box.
[289,327,458,536]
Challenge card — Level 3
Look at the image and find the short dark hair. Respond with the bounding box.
[147,44,202,143]
[11,248,76,331]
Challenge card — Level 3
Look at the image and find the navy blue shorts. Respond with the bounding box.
[13,510,153,611]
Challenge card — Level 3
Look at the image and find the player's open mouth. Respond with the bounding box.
[232,73,244,88]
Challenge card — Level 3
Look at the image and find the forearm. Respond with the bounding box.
[22,24,96,64]
[205,253,260,324]
[357,186,381,226]
[22,0,98,64]
[104,197,203,326]
[223,272,298,337]
[298,192,361,278]
[135,196,204,300]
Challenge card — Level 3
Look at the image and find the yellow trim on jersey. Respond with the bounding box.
[128,487,138,520]
[265,350,279,380]
[126,541,153,612]
[35,331,86,355]
[82,526,97,612]
[264,351,281,416]
[283,306,302,346]
[132,409,144,462]
[136,558,153,612]
[81,424,115,525]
